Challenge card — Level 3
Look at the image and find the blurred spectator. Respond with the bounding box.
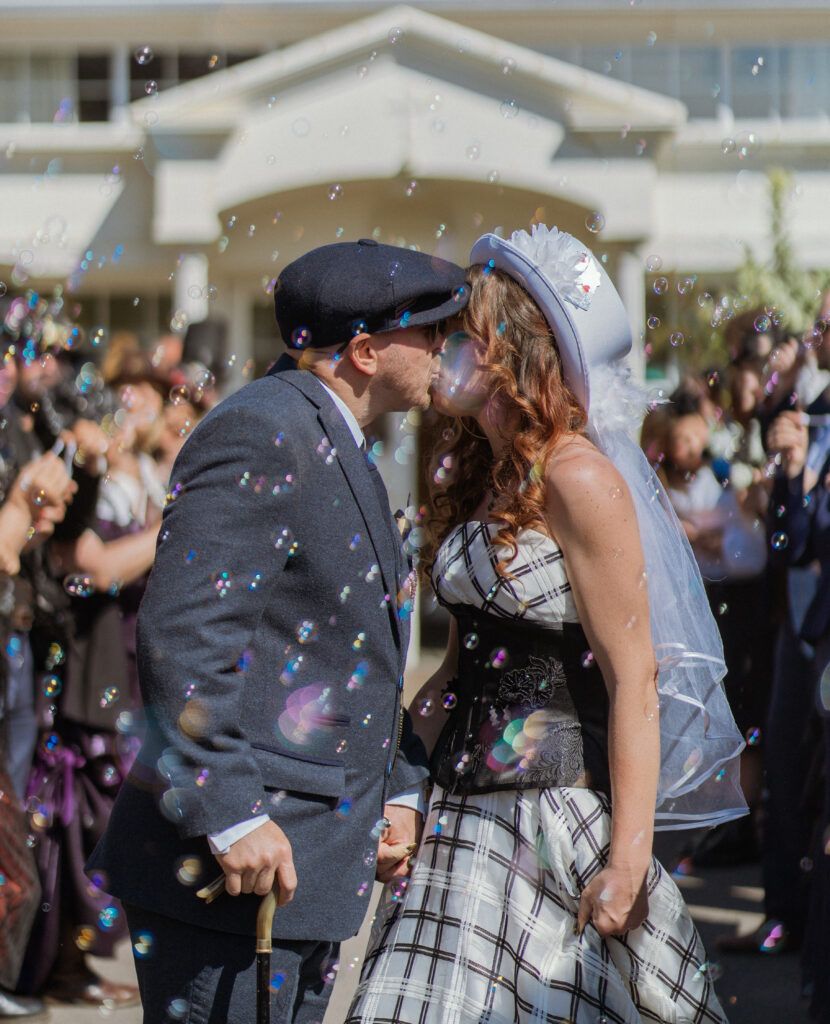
[150,333,184,377]
[100,330,142,385]
[0,334,75,1020]
[657,388,770,865]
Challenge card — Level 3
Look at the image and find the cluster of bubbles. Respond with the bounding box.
[276,683,335,746]
[99,686,119,708]
[483,709,556,774]
[721,131,761,159]
[63,574,94,597]
[347,661,369,691]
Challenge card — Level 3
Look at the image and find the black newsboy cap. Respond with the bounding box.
[274,238,469,350]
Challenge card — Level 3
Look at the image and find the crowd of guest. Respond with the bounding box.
[0,293,223,1017]
[642,292,830,1022]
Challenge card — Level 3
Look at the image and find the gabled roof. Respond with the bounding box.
[131,3,686,133]
[134,3,684,244]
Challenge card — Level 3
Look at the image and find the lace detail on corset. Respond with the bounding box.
[496,654,568,709]
[491,655,586,787]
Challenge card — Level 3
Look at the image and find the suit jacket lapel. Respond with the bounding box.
[269,359,404,649]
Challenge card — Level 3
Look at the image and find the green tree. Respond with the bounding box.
[737,168,830,333]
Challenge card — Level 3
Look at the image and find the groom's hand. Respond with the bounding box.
[376,803,423,882]
[215,820,297,906]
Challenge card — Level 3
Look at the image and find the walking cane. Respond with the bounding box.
[197,874,280,1024]
[256,883,279,1024]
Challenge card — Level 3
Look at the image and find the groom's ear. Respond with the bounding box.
[348,333,380,377]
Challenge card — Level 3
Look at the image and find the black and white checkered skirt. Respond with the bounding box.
[347,786,728,1024]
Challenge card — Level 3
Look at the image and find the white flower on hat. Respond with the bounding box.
[508,224,601,312]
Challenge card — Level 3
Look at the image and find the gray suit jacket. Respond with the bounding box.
[87,357,429,941]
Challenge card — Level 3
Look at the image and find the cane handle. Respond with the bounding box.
[256,885,278,954]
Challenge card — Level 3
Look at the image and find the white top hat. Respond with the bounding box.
[469,225,632,414]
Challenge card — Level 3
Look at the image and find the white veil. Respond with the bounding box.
[587,363,747,830]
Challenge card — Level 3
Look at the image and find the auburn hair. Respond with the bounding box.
[421,264,587,578]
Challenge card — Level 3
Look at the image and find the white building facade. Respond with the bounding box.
[3,0,830,368]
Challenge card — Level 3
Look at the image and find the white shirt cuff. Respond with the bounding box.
[207,814,270,855]
[386,785,426,817]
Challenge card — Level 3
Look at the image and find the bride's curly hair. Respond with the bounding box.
[420,263,587,578]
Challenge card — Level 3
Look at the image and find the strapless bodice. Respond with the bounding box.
[432,521,579,625]
[428,522,609,797]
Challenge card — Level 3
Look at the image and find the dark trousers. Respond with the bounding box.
[124,903,340,1024]
[805,637,830,1022]
[760,614,816,931]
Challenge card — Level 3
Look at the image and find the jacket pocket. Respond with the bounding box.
[250,744,346,798]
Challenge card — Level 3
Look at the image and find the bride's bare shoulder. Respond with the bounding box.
[545,435,631,518]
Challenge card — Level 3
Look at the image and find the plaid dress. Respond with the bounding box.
[347,524,728,1024]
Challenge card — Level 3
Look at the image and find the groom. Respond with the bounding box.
[87,238,468,1023]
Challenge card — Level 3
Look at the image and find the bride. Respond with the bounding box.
[347,226,746,1024]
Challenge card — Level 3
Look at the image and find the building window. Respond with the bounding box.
[539,41,826,123]
[780,45,829,117]
[731,46,780,119]
[78,54,110,123]
[0,53,75,123]
[127,50,258,104]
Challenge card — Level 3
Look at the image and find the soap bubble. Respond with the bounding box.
[134,46,154,66]
[133,931,154,958]
[296,620,319,645]
[585,212,605,233]
[74,925,96,951]
[167,999,189,1021]
[98,905,119,930]
[488,647,509,669]
[175,855,203,886]
[43,676,62,697]
[64,574,94,597]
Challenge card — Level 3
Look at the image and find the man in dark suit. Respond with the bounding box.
[87,239,468,1022]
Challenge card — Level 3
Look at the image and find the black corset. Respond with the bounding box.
[430,605,610,797]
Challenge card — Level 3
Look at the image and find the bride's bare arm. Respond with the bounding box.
[407,615,459,757]
[545,441,659,938]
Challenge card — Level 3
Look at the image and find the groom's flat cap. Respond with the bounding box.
[274,238,469,350]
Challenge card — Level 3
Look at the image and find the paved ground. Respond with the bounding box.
[44,650,815,1023]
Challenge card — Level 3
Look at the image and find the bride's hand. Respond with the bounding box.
[576,862,649,938]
